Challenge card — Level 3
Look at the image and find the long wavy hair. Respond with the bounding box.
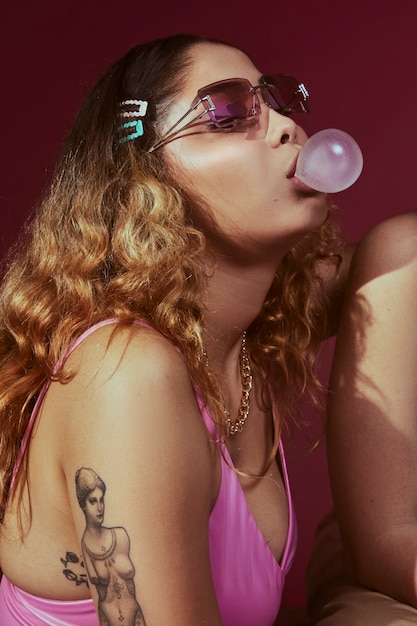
[0,33,343,519]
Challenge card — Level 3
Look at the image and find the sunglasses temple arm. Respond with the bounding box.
[148,100,208,152]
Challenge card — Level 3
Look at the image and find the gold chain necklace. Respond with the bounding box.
[202,331,253,436]
[225,331,253,436]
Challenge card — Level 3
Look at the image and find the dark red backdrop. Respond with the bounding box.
[2,0,417,606]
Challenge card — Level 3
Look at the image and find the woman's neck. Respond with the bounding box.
[202,257,276,366]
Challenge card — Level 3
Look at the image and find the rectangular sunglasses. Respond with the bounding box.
[148,74,310,152]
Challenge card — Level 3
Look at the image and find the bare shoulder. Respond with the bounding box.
[353,211,417,278]
[65,321,188,387]
[364,210,417,242]
[315,212,417,335]
[339,212,417,324]
[49,321,208,474]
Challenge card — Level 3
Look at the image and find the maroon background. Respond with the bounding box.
[2,0,417,606]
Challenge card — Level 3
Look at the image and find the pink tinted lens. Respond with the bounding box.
[262,74,309,114]
[198,79,256,128]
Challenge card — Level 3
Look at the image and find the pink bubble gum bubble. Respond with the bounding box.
[295,128,364,193]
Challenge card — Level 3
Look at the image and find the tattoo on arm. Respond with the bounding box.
[75,467,146,626]
[60,551,88,587]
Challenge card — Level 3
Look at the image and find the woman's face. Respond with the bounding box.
[84,487,105,527]
[163,42,329,261]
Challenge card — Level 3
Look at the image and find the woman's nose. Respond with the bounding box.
[265,108,303,147]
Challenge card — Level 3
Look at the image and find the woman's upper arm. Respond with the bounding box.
[327,212,417,604]
[60,325,222,625]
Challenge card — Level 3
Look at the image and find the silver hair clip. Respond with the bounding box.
[118,99,149,144]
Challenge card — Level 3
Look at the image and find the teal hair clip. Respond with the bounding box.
[118,99,148,144]
[119,120,144,143]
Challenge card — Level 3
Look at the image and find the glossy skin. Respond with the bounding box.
[164,44,327,264]
[327,211,417,607]
[0,41,347,626]
[163,43,330,350]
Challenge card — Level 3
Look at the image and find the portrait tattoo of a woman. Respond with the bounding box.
[75,467,146,626]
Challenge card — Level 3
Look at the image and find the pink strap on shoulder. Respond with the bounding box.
[9,319,120,495]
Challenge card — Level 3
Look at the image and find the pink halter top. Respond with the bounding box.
[0,319,297,625]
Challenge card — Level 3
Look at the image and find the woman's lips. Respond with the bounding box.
[286,153,299,179]
[286,152,324,193]
[290,175,319,192]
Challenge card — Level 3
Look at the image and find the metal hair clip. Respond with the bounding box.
[118,99,149,144]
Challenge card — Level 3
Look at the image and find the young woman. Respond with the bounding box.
[0,33,349,625]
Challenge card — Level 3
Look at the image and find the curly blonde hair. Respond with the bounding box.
[0,34,343,518]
